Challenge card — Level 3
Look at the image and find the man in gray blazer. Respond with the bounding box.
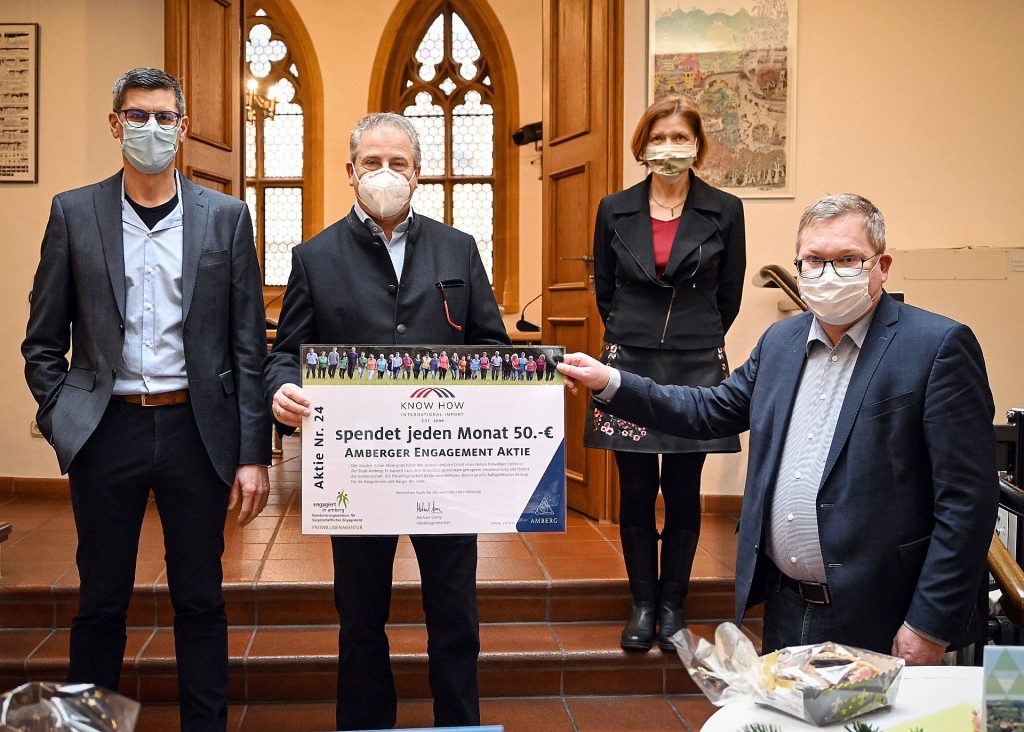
[22,68,270,732]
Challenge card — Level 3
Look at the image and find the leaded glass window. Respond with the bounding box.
[401,5,497,282]
[245,6,307,286]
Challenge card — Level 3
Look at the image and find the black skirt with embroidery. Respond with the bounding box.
[582,342,742,454]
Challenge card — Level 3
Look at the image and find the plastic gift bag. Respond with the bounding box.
[671,622,904,726]
[0,682,140,732]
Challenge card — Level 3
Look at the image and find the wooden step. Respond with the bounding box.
[0,472,746,713]
[0,575,740,629]
[133,695,719,732]
[1,621,761,704]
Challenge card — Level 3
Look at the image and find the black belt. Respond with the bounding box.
[778,571,832,605]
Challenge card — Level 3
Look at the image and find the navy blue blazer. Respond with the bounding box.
[605,293,998,651]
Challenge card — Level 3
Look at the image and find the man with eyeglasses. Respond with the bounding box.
[22,67,270,731]
[264,112,508,731]
[557,193,997,666]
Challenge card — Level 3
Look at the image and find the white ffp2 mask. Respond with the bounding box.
[354,166,414,218]
[798,260,878,326]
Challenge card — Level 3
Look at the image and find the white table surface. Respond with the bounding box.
[701,665,981,731]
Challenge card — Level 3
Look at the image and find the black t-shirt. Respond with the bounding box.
[126,193,178,230]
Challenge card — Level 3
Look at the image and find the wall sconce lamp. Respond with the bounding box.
[246,79,277,123]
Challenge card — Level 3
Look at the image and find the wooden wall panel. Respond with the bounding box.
[548,317,598,511]
[166,0,242,197]
[187,0,233,150]
[188,167,231,194]
[549,0,590,143]
[548,163,590,288]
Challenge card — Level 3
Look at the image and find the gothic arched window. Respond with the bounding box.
[244,1,323,288]
[372,0,520,309]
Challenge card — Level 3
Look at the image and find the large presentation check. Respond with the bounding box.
[300,344,566,535]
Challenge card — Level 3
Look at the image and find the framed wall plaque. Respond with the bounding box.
[0,23,38,183]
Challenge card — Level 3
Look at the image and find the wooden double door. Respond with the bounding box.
[541,0,623,520]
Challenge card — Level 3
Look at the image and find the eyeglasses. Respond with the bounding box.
[794,254,879,279]
[357,157,412,174]
[117,108,183,130]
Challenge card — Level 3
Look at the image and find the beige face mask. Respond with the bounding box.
[643,143,698,179]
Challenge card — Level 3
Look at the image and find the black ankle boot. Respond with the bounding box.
[657,602,684,651]
[658,529,699,651]
[621,600,658,650]
[619,526,659,651]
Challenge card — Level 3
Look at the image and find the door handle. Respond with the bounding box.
[560,256,596,287]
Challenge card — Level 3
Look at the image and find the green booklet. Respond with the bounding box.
[985,645,1024,731]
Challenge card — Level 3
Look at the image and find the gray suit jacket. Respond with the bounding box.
[22,170,271,484]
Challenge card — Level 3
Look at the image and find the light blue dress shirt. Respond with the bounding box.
[112,172,188,395]
[597,309,946,642]
[766,312,874,583]
[595,310,874,585]
[352,201,413,281]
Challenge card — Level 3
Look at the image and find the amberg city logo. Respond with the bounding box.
[408,387,457,399]
[336,491,349,508]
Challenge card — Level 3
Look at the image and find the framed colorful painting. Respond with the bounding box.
[649,0,797,198]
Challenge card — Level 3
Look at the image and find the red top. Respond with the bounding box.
[651,217,681,278]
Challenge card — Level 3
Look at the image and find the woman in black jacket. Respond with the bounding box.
[587,95,745,651]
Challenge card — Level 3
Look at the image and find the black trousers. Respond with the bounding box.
[331,533,480,730]
[67,399,230,732]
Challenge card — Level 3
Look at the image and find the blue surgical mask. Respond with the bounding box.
[120,118,179,174]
